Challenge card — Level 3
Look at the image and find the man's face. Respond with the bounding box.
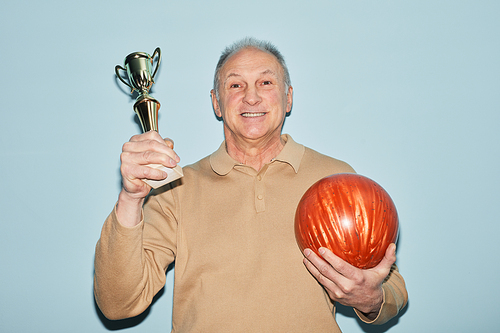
[212,48,293,145]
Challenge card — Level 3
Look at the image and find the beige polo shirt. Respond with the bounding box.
[95,134,407,332]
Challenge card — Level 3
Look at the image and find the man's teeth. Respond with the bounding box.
[242,112,265,117]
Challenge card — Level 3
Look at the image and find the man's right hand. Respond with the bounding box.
[116,131,180,227]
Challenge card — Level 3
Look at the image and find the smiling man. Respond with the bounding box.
[94,38,407,332]
[211,46,293,171]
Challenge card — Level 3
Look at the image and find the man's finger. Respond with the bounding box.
[164,137,174,149]
[317,247,356,279]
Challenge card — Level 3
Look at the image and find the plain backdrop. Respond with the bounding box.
[1,0,498,332]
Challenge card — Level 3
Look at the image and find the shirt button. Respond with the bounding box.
[257,175,262,181]
[257,194,263,200]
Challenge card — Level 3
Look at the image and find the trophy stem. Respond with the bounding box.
[134,95,160,132]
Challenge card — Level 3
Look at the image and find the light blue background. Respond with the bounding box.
[1,0,498,332]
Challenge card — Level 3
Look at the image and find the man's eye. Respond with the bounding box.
[230,84,241,88]
[262,81,272,85]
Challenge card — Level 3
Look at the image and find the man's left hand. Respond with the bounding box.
[303,243,396,320]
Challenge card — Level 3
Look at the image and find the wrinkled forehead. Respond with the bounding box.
[220,47,284,80]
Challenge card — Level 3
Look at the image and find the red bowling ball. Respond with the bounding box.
[295,173,399,269]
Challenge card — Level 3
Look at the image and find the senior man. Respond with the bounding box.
[94,38,407,332]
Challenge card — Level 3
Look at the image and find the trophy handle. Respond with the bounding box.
[115,65,135,93]
[151,47,161,82]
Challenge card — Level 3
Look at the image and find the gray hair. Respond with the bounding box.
[213,37,291,101]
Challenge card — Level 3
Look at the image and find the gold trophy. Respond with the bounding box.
[115,47,183,188]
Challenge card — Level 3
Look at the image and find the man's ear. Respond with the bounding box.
[286,86,293,114]
[211,89,222,118]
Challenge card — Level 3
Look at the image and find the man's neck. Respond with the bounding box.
[225,134,285,171]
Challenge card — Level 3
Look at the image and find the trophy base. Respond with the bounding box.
[143,164,183,189]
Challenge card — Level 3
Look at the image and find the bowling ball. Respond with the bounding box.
[295,173,398,269]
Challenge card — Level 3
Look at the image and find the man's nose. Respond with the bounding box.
[243,85,262,105]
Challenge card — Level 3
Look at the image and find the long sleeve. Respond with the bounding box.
[94,191,178,320]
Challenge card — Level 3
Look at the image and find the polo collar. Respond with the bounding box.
[210,134,305,175]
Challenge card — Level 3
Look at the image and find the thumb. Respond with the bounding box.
[373,243,397,274]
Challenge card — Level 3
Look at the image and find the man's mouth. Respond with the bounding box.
[241,112,266,117]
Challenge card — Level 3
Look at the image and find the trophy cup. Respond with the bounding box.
[115,47,183,188]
